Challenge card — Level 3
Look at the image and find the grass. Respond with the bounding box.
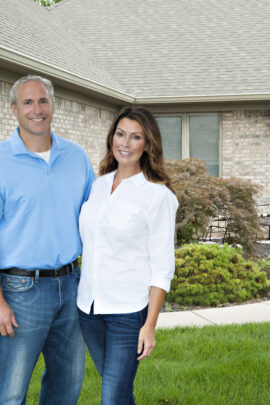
[27,323,270,405]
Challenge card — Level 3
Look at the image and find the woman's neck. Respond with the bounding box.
[115,165,142,182]
[111,166,142,193]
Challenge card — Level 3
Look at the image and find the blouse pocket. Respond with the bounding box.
[105,201,146,235]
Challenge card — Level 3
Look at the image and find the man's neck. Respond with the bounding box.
[19,129,52,153]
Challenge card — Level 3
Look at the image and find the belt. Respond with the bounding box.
[0,259,79,278]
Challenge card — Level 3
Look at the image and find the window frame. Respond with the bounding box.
[155,112,221,176]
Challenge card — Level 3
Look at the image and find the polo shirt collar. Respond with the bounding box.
[9,128,65,156]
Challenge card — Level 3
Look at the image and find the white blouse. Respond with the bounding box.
[77,171,179,315]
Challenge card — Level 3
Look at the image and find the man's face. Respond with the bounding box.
[11,80,54,138]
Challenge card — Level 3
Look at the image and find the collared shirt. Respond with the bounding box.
[77,171,178,315]
[0,128,95,269]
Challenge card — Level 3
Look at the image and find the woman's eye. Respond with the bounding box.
[133,135,141,140]
[116,132,123,137]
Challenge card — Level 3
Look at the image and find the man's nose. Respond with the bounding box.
[33,102,42,115]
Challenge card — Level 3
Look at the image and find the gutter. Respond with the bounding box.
[0,46,134,104]
[135,93,270,104]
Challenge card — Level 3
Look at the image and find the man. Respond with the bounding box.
[0,75,95,404]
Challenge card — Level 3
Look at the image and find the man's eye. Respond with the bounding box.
[24,100,32,105]
[40,99,49,104]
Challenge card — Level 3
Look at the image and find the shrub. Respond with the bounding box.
[254,257,270,280]
[166,158,262,256]
[167,243,269,307]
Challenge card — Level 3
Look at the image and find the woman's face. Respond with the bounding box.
[112,117,146,171]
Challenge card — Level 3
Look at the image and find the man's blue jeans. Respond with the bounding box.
[0,267,85,405]
[78,305,148,405]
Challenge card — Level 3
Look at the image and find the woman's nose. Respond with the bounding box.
[122,136,131,147]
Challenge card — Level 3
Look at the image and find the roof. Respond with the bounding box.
[1,0,270,102]
[50,0,270,99]
[0,0,132,103]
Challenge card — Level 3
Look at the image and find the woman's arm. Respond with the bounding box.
[136,188,178,360]
[137,286,166,360]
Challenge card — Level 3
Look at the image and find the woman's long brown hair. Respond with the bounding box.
[99,106,174,193]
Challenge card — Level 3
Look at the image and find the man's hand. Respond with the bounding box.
[0,299,18,337]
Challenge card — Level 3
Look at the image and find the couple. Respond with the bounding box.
[0,75,178,405]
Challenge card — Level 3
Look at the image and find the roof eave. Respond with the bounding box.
[0,46,134,104]
[1,47,270,105]
[135,94,270,104]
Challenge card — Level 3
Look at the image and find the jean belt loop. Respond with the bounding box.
[35,269,40,283]
[71,261,75,274]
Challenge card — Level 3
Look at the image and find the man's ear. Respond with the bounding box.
[10,104,18,119]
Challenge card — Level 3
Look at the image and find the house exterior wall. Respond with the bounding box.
[52,97,115,171]
[0,79,116,174]
[222,110,270,213]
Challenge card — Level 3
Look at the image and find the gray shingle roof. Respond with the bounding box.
[1,0,270,100]
[0,0,123,93]
[50,0,270,98]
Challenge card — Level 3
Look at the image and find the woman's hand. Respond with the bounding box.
[137,286,166,360]
[137,323,156,360]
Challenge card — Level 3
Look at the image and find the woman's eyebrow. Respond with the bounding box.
[116,127,143,136]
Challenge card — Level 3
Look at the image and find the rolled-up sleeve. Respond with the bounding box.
[147,188,179,292]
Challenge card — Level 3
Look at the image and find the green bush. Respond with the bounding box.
[254,257,270,280]
[167,243,269,307]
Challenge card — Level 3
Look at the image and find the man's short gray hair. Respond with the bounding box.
[10,75,55,106]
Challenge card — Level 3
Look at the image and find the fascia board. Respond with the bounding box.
[0,46,134,103]
[135,94,270,104]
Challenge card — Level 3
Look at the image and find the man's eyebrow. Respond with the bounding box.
[22,97,49,102]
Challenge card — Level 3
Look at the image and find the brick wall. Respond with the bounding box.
[0,81,18,142]
[0,80,116,174]
[222,110,270,214]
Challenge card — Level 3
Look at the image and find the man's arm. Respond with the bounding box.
[0,193,18,337]
[82,153,96,203]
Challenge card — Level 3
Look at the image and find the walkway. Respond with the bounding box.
[157,300,270,328]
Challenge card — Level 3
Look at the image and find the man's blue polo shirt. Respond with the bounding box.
[0,129,95,270]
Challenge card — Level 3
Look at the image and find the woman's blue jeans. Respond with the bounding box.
[78,305,148,405]
[0,267,85,405]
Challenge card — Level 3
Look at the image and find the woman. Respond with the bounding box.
[77,106,178,405]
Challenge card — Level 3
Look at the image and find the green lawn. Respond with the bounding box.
[27,323,270,405]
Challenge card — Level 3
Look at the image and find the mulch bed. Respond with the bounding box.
[161,294,270,313]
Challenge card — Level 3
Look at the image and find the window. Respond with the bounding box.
[155,116,182,160]
[156,114,220,176]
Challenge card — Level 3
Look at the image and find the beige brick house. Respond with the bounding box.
[1,0,270,212]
